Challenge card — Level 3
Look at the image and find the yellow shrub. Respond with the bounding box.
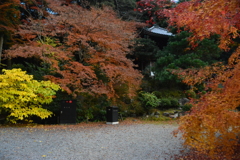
[0,68,61,123]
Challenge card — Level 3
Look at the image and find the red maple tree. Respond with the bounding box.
[5,0,143,100]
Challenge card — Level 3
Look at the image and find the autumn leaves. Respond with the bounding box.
[166,0,240,158]
[5,0,142,99]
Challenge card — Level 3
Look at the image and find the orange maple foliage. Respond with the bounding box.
[175,49,240,158]
[166,0,240,158]
[165,0,240,50]
[5,0,143,100]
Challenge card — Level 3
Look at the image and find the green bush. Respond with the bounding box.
[129,99,145,116]
[152,89,184,99]
[158,97,180,109]
[182,103,193,111]
[185,90,197,98]
[139,92,161,110]
[115,100,131,117]
[140,79,157,93]
[152,91,162,98]
[76,93,110,122]
[159,98,171,109]
[117,96,145,117]
[169,98,179,108]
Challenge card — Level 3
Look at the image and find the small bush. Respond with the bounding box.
[170,98,179,108]
[130,100,145,116]
[182,103,193,111]
[139,91,161,110]
[158,97,180,109]
[185,90,196,98]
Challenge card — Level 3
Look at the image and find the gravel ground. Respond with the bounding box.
[0,123,184,160]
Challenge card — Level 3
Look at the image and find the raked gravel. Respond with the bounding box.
[0,123,184,160]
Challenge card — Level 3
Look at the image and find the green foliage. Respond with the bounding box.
[158,98,171,109]
[93,65,109,83]
[114,82,129,98]
[0,68,61,123]
[132,38,159,77]
[154,31,223,88]
[140,78,161,92]
[116,0,136,12]
[123,97,144,117]
[185,89,196,99]
[131,102,145,116]
[76,93,110,122]
[133,38,159,58]
[78,106,94,123]
[157,97,180,109]
[12,62,53,81]
[150,90,182,110]
[182,103,193,112]
[139,91,160,110]
[152,91,162,98]
[194,35,222,63]
[152,89,184,99]
[169,98,179,108]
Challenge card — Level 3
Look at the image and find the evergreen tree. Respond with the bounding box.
[153,31,222,88]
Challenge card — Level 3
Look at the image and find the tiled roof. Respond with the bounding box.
[144,25,174,37]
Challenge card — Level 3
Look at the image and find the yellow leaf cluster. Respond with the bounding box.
[0,68,61,123]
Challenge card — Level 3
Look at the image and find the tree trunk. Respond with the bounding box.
[7,59,12,69]
[114,0,120,16]
[0,34,3,64]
